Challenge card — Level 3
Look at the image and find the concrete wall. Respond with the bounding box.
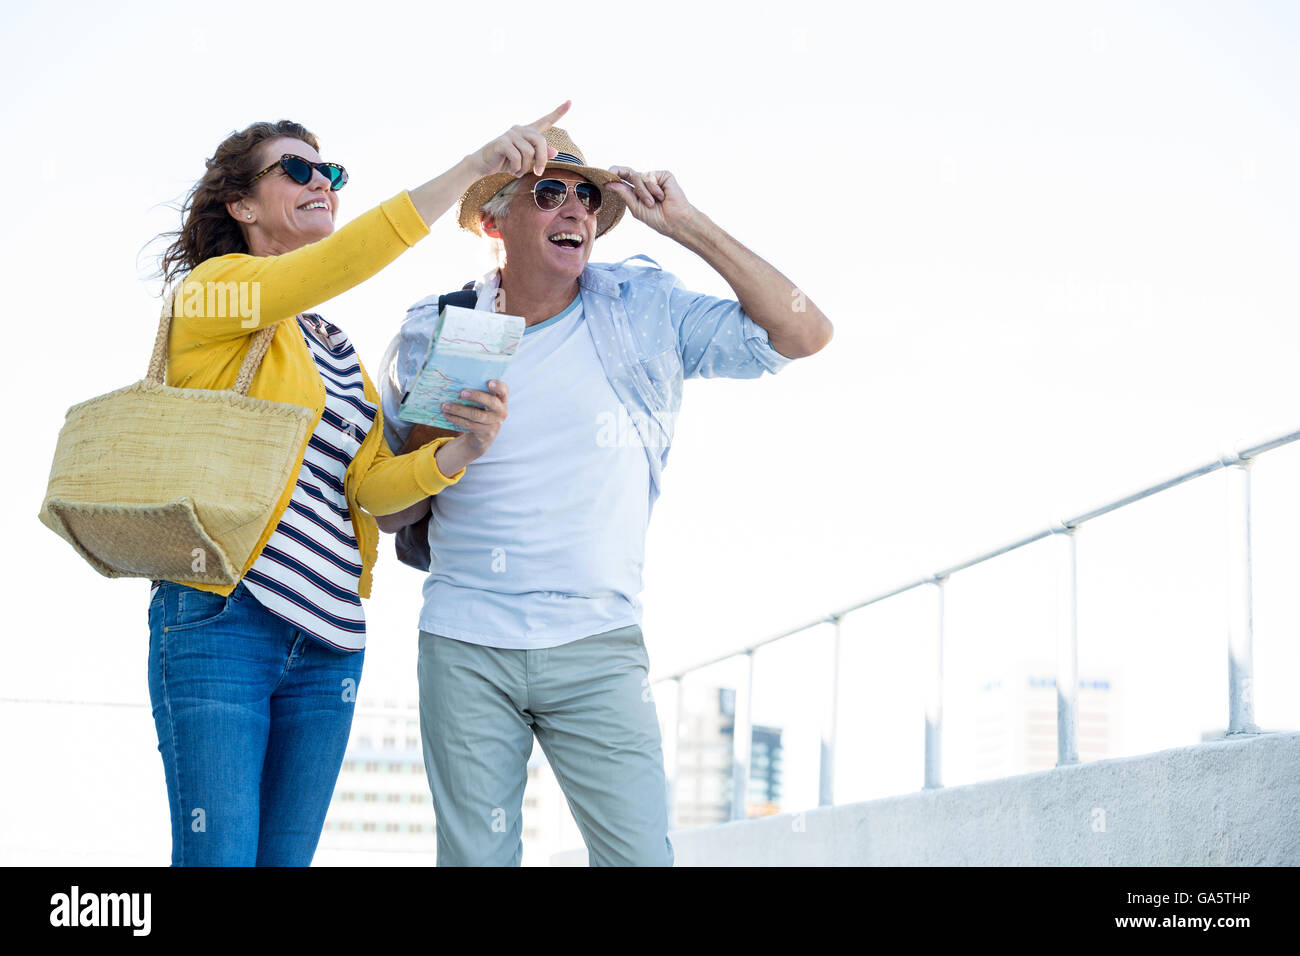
[551,731,1300,866]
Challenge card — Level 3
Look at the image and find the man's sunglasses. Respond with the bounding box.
[532,178,602,214]
[249,154,348,191]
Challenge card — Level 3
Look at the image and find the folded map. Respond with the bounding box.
[396,304,525,431]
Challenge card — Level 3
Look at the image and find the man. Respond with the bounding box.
[376,124,832,866]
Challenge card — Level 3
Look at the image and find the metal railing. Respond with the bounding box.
[654,427,1300,821]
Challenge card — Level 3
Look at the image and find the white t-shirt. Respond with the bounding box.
[418,295,651,649]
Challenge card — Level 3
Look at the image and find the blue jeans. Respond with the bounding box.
[147,581,363,866]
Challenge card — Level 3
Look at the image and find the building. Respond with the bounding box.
[748,724,784,817]
[673,686,784,826]
[315,700,436,865]
[969,664,1115,782]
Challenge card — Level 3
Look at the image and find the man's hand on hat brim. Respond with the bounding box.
[606,166,695,239]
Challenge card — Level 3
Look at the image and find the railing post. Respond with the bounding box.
[925,577,946,789]
[1225,458,1260,735]
[731,652,755,820]
[1053,524,1079,766]
[819,616,842,807]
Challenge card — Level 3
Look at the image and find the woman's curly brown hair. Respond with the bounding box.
[156,120,319,286]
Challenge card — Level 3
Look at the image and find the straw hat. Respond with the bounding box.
[457,127,626,238]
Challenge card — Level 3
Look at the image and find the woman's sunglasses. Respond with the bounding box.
[532,178,602,214]
[249,154,348,191]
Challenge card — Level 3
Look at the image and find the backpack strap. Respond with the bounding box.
[437,282,478,313]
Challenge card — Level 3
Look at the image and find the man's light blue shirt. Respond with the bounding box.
[378,256,792,648]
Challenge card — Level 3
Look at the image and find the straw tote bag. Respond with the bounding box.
[38,291,315,585]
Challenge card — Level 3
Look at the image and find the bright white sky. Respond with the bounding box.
[3,0,1299,862]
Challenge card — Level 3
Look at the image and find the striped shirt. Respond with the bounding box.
[239,314,376,651]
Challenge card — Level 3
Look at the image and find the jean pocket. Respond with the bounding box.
[168,585,237,632]
[590,624,646,655]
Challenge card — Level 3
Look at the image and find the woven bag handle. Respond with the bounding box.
[146,286,277,396]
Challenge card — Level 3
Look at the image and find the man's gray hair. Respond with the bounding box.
[481,178,525,227]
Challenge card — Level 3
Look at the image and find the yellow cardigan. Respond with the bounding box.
[167,191,462,598]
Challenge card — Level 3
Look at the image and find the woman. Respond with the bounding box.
[148,102,569,866]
